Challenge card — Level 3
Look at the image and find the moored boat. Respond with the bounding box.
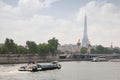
[91,57,108,62]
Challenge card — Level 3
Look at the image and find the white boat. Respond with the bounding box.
[92,57,107,62]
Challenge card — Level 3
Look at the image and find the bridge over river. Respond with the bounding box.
[67,53,120,61]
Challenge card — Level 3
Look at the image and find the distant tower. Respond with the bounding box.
[81,15,89,48]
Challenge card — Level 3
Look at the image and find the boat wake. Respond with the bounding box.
[0,69,30,76]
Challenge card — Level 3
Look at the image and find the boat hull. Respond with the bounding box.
[18,63,61,72]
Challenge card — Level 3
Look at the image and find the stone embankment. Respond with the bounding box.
[0,54,58,64]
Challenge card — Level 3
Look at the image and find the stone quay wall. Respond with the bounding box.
[0,54,58,64]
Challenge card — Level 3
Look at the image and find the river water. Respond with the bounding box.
[0,61,120,80]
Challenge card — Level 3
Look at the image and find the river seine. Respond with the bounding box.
[0,61,120,80]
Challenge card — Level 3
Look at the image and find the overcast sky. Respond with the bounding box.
[0,0,120,47]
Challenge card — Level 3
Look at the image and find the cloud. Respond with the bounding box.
[76,1,120,47]
[0,0,59,19]
[0,0,67,44]
[0,0,81,45]
[17,0,59,17]
[0,13,72,45]
[0,0,120,47]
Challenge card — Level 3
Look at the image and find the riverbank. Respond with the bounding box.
[0,54,78,64]
[0,54,120,64]
[0,54,58,64]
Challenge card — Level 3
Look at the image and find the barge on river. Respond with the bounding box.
[18,61,61,72]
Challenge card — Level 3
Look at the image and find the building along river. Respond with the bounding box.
[0,61,120,80]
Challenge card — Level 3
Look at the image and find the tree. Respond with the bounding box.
[0,45,4,54]
[17,45,28,54]
[113,47,120,54]
[91,48,96,54]
[48,37,59,50]
[26,41,38,53]
[80,47,87,54]
[48,37,59,55]
[47,44,55,53]
[38,43,48,54]
[3,38,17,54]
[95,45,105,54]
[90,45,114,54]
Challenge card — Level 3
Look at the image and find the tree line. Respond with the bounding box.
[0,38,120,55]
[80,45,120,54]
[0,37,59,56]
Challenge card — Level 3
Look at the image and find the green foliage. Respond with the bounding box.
[0,45,5,54]
[91,45,120,54]
[26,41,38,53]
[113,47,120,54]
[91,48,96,54]
[38,43,50,55]
[3,38,17,54]
[0,37,59,55]
[48,37,59,55]
[48,37,59,50]
[95,45,104,54]
[0,38,120,55]
[80,47,87,54]
[38,37,59,56]
[17,45,28,54]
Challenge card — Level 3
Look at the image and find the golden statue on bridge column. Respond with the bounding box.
[87,40,91,54]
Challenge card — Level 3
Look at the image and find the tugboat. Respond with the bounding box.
[18,61,61,72]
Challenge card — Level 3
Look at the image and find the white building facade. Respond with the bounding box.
[57,44,80,53]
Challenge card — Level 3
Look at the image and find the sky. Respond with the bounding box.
[0,0,120,47]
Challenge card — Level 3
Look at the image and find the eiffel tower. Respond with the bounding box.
[81,15,89,48]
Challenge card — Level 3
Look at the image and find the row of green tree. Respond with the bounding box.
[0,38,120,54]
[80,45,120,54]
[0,38,59,56]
